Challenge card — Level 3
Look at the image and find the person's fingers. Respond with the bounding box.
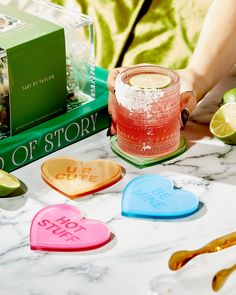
[110,121,117,135]
[107,67,128,136]
[180,91,197,113]
[107,67,127,93]
[108,92,117,121]
[107,91,117,135]
[180,91,197,126]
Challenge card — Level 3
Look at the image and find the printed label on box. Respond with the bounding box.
[0,13,25,33]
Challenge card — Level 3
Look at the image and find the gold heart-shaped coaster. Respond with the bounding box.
[41,157,122,199]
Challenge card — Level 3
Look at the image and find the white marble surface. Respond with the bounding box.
[1,70,236,295]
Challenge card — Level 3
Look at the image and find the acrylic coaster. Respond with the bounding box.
[122,175,199,219]
[30,204,111,251]
[41,157,122,199]
[110,136,187,168]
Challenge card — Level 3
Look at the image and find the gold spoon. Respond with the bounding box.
[169,232,236,271]
[212,263,236,292]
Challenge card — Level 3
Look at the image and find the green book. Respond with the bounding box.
[0,4,67,135]
[0,67,109,172]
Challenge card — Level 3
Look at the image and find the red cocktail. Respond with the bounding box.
[115,65,180,157]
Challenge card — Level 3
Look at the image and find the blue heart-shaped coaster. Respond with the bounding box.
[122,175,199,218]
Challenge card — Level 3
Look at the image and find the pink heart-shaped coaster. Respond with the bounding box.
[30,204,111,251]
[41,157,122,199]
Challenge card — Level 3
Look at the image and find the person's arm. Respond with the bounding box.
[186,0,236,102]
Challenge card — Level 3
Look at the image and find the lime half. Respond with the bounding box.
[210,103,236,144]
[222,88,236,105]
[0,170,21,196]
[129,73,171,89]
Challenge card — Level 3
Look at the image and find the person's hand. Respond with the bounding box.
[176,69,199,126]
[107,67,127,136]
[107,66,203,135]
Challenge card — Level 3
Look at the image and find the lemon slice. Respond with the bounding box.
[0,170,21,196]
[129,73,171,89]
[210,103,236,144]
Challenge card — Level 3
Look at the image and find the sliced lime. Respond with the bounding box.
[129,73,171,89]
[0,170,21,196]
[222,88,236,105]
[210,103,236,144]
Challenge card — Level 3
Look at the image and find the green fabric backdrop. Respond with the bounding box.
[53,0,211,70]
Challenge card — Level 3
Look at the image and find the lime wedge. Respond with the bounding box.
[0,170,21,196]
[222,88,236,105]
[129,74,171,89]
[210,103,236,144]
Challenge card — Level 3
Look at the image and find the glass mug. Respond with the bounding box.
[115,65,181,157]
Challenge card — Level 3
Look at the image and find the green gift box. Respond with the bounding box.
[0,4,67,135]
[0,1,107,172]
